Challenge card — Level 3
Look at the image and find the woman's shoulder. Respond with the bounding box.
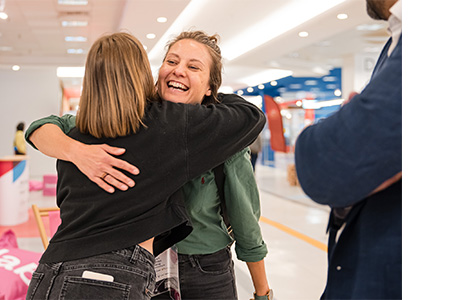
[224,147,250,166]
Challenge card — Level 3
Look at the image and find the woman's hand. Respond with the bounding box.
[30,124,139,194]
[69,143,140,193]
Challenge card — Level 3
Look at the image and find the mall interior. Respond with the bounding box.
[0,0,435,299]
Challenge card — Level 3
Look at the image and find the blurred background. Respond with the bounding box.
[0,0,390,177]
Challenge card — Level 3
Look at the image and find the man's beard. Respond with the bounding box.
[366,0,387,20]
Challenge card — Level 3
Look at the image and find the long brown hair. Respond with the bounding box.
[164,30,223,103]
[76,32,155,138]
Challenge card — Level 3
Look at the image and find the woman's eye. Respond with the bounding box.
[189,65,200,70]
[166,60,177,65]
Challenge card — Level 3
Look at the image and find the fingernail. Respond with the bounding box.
[133,168,140,175]
[107,188,115,193]
[128,181,135,187]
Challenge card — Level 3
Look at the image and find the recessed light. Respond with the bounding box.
[65,36,87,42]
[67,48,85,54]
[12,65,20,71]
[258,84,265,90]
[57,67,85,78]
[0,12,8,20]
[270,81,278,86]
[146,33,156,39]
[247,87,254,93]
[298,31,309,38]
[62,21,88,27]
[337,13,348,20]
[157,17,167,23]
[58,0,88,5]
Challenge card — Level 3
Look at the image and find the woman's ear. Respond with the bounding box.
[205,88,212,96]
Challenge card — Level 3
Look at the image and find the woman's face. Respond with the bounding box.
[158,39,212,105]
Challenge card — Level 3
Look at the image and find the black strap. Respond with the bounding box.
[326,207,352,261]
[213,164,233,237]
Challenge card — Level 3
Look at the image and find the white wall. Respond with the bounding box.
[341,52,379,99]
[0,67,60,178]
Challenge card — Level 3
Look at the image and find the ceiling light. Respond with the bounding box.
[298,31,309,38]
[67,48,85,54]
[305,80,318,86]
[146,33,156,39]
[337,13,348,20]
[157,17,167,23]
[356,24,384,31]
[270,81,278,86]
[12,65,20,71]
[258,84,265,90]
[58,0,88,5]
[62,20,88,27]
[148,0,210,63]
[237,90,244,96]
[65,36,87,42]
[240,69,292,87]
[220,0,346,61]
[57,67,85,78]
[0,12,7,20]
[247,87,254,93]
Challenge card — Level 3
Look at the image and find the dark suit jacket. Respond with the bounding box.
[295,36,402,299]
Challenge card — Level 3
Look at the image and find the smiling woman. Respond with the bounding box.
[158,31,223,104]
[158,39,212,104]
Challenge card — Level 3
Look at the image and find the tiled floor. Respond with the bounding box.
[1,156,331,300]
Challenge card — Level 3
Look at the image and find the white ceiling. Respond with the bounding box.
[0,0,389,90]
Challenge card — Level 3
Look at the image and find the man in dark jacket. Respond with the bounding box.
[295,0,402,299]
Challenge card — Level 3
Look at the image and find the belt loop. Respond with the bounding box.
[130,245,140,264]
[188,255,196,268]
[51,262,63,273]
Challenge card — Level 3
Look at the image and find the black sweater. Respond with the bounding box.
[40,93,265,263]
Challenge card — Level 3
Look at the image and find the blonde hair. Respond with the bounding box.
[76,32,155,138]
[164,30,223,103]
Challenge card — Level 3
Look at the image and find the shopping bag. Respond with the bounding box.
[152,246,181,300]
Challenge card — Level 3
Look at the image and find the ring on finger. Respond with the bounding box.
[100,172,108,180]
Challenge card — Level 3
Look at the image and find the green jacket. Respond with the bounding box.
[26,114,267,262]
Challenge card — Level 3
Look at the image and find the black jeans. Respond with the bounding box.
[26,245,156,299]
[178,247,237,300]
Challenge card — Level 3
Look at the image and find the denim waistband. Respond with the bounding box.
[113,245,155,265]
[178,246,230,261]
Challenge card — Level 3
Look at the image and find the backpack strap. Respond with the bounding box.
[213,163,234,237]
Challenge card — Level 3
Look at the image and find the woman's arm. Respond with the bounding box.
[246,260,270,297]
[27,117,139,193]
[186,93,265,178]
[221,149,270,297]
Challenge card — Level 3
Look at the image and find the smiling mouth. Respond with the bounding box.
[167,81,189,91]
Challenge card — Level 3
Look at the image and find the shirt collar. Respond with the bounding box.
[388,0,402,35]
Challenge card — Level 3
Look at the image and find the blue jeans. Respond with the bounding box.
[178,247,237,300]
[26,245,156,300]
